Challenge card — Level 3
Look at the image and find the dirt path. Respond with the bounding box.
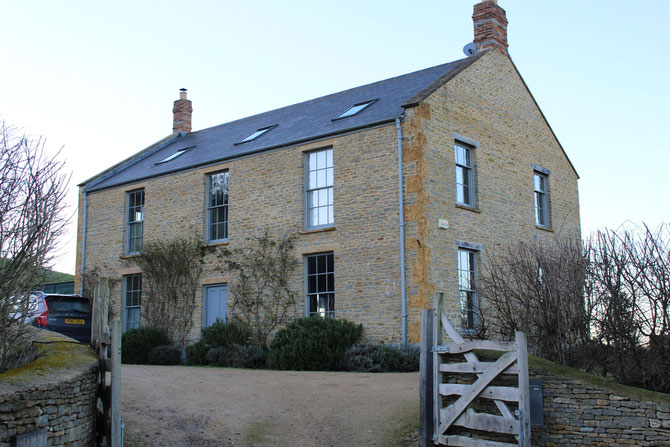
[122,365,419,447]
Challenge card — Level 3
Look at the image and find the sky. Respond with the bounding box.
[1,0,669,275]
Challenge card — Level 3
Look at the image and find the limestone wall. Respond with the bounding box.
[0,330,98,447]
[531,360,670,446]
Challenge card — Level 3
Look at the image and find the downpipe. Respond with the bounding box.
[396,117,408,346]
[80,191,88,296]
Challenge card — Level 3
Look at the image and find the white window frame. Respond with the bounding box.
[458,247,478,331]
[455,142,474,207]
[207,171,229,243]
[126,189,144,255]
[534,170,549,228]
[305,148,334,229]
[305,252,334,318]
[124,274,142,331]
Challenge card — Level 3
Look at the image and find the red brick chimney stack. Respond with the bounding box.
[173,88,192,134]
[473,0,509,56]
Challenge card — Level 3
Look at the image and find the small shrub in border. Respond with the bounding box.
[121,327,172,364]
[268,317,363,371]
[206,346,236,367]
[185,340,209,366]
[339,344,420,372]
[148,345,183,365]
[231,345,268,369]
[201,319,252,349]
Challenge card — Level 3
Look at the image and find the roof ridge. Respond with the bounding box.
[190,57,472,136]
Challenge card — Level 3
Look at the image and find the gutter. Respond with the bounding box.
[86,118,398,194]
[396,117,407,346]
[79,191,88,295]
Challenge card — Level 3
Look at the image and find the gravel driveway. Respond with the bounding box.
[121,365,419,446]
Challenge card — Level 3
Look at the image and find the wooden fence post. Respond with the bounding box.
[110,318,122,447]
[419,308,434,447]
[516,331,531,447]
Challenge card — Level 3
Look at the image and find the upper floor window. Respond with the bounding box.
[124,274,142,331]
[455,143,474,207]
[306,252,334,318]
[306,148,333,229]
[207,171,229,242]
[126,190,144,254]
[458,248,478,331]
[534,171,548,227]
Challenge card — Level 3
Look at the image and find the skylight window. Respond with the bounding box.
[237,125,276,144]
[333,99,376,120]
[155,146,194,165]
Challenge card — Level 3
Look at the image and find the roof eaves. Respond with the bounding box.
[402,49,490,109]
[507,58,580,179]
[79,132,184,189]
[85,116,400,193]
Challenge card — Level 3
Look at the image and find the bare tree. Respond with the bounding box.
[478,236,590,365]
[0,121,69,372]
[589,223,670,391]
[131,236,207,346]
[480,224,670,392]
[219,231,300,347]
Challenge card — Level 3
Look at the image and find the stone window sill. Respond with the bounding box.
[536,225,554,233]
[207,239,230,247]
[300,226,336,235]
[455,203,481,213]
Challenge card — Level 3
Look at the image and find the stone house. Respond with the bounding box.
[74,0,580,344]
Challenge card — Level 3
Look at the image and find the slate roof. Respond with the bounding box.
[84,52,485,192]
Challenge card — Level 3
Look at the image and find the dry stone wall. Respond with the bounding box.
[532,365,670,446]
[0,330,98,447]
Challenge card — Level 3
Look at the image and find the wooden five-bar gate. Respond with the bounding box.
[420,294,530,446]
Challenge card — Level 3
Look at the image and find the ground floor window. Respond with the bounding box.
[204,284,227,327]
[124,274,142,331]
[306,252,334,317]
[458,249,477,330]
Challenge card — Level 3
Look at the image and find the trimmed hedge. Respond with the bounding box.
[148,345,183,365]
[339,344,420,372]
[121,327,172,364]
[206,346,236,367]
[268,317,363,371]
[201,319,252,349]
[185,340,209,366]
[232,345,268,369]
[204,344,268,368]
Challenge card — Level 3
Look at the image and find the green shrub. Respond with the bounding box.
[185,340,209,366]
[148,345,183,365]
[201,319,252,349]
[121,327,172,364]
[339,344,420,372]
[268,317,363,370]
[231,345,268,369]
[206,346,236,367]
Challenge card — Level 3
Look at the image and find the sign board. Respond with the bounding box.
[529,378,544,426]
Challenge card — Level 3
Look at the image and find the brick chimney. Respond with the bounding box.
[172,88,192,133]
[473,0,508,56]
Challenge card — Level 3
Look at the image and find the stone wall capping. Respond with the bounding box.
[0,329,98,446]
[530,354,670,445]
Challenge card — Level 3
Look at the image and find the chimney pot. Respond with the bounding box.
[173,88,192,134]
[473,0,509,56]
